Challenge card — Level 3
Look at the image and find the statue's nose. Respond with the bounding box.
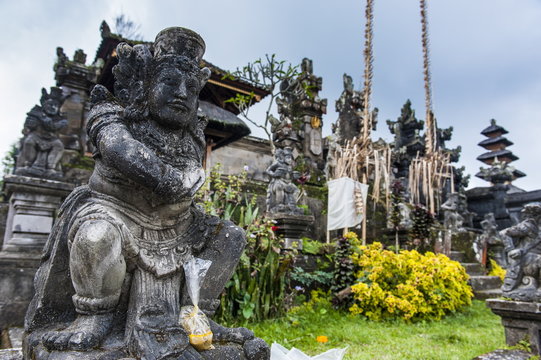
[175,81,188,99]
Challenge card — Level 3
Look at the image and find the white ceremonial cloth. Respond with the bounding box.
[327,177,368,231]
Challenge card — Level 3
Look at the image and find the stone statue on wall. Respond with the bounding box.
[266,147,303,215]
[334,74,363,144]
[275,58,327,173]
[439,192,465,255]
[24,27,269,360]
[15,87,68,180]
[500,202,541,302]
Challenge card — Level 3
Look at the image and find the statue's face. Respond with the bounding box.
[43,99,59,116]
[148,65,201,129]
[284,153,293,165]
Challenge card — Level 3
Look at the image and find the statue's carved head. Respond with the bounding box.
[113,27,211,130]
[522,202,541,220]
[40,87,66,116]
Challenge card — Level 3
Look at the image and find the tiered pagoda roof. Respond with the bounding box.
[476,119,525,183]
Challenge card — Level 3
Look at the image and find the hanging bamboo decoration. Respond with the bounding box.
[420,0,436,156]
[361,0,375,142]
[328,0,392,244]
[408,0,453,214]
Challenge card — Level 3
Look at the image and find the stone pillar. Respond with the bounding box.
[2,175,74,253]
[0,175,73,327]
[486,299,541,355]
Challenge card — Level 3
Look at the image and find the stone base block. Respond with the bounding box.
[486,298,541,355]
[2,175,73,253]
[268,213,315,250]
[0,253,41,328]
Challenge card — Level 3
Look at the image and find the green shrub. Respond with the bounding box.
[197,164,292,323]
[349,242,472,321]
[331,232,359,309]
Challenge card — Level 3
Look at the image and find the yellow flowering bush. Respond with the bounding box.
[488,259,506,281]
[349,242,473,321]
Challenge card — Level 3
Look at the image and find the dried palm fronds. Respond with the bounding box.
[408,151,454,214]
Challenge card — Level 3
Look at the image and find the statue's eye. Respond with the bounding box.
[186,79,199,92]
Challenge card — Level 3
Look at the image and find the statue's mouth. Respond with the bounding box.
[168,100,188,112]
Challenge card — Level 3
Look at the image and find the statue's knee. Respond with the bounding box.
[71,220,122,260]
[70,220,126,299]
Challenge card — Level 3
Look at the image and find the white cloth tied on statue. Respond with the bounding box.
[271,343,348,360]
[327,177,368,231]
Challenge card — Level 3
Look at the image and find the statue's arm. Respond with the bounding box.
[96,122,201,200]
[265,163,278,177]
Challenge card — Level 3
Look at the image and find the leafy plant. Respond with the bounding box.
[197,165,292,323]
[408,204,436,252]
[349,242,472,321]
[331,232,359,309]
[488,259,506,281]
[290,267,333,289]
[223,54,300,153]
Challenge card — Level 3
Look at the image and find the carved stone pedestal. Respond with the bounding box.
[2,175,73,253]
[0,175,73,327]
[268,213,314,249]
[486,298,541,355]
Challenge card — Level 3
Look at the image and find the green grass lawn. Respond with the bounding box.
[248,300,506,360]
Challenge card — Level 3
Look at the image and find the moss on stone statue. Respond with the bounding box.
[63,154,95,171]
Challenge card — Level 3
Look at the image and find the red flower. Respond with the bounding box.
[271,226,279,231]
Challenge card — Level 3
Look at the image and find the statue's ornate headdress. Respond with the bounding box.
[39,87,68,110]
[112,27,210,120]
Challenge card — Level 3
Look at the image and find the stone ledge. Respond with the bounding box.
[473,349,532,360]
[0,349,22,360]
[3,175,74,197]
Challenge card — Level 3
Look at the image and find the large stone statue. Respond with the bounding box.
[500,202,541,302]
[266,147,303,215]
[15,87,68,179]
[24,27,269,360]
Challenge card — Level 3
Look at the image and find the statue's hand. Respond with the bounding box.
[184,168,206,197]
[155,166,205,202]
[509,249,522,259]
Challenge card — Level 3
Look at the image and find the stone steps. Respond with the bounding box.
[474,288,503,300]
[450,251,465,263]
[469,275,503,290]
[451,250,503,300]
[462,262,485,276]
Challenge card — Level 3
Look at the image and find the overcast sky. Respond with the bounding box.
[1,0,540,190]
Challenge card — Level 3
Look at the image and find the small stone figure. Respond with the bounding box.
[24,27,269,360]
[440,193,465,255]
[474,213,505,267]
[15,87,68,179]
[500,202,541,302]
[266,147,304,215]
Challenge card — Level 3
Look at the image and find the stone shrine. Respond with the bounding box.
[275,58,327,174]
[23,27,269,360]
[334,74,365,145]
[265,148,314,249]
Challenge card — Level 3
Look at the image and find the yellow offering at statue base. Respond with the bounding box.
[180,304,213,351]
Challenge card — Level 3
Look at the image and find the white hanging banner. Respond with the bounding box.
[327,177,368,231]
